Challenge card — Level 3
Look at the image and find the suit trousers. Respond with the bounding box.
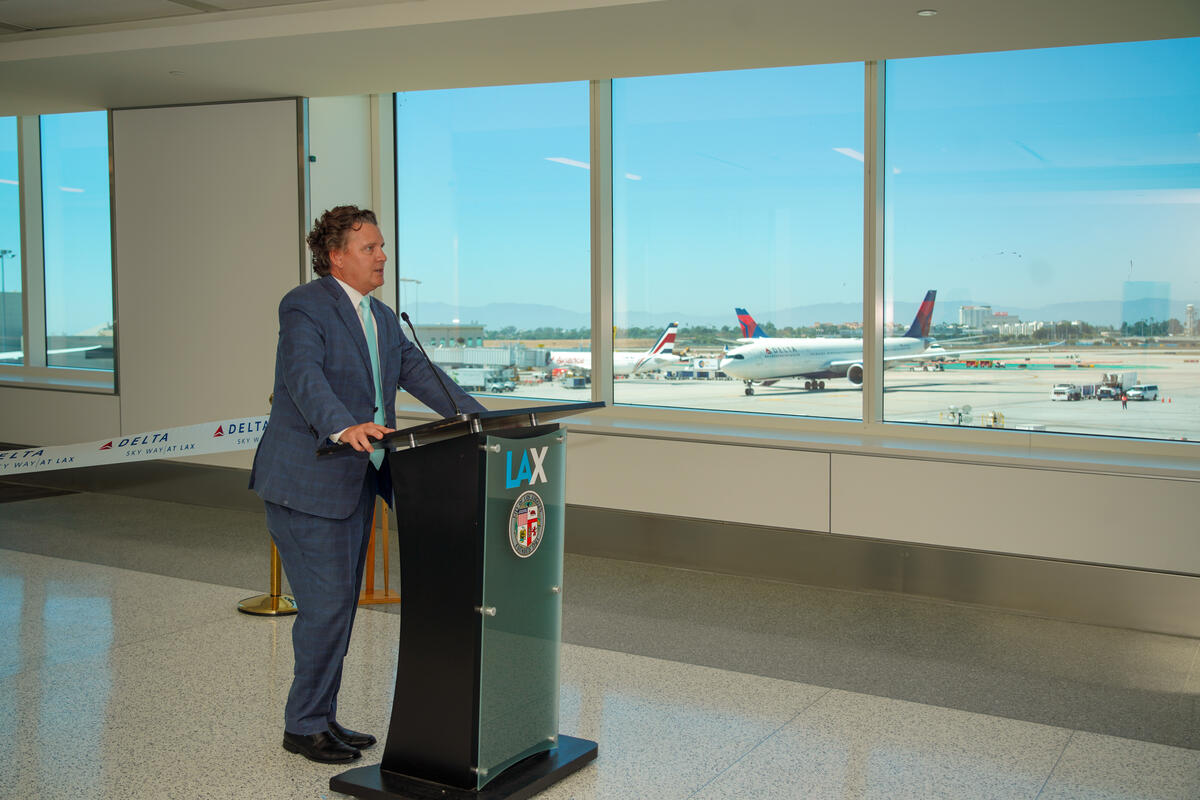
[264,472,376,734]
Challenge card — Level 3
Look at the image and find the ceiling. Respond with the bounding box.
[0,0,1197,116]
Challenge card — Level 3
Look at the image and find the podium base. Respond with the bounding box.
[329,735,597,800]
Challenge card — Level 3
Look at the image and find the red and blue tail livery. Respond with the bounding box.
[904,290,937,339]
[735,308,768,339]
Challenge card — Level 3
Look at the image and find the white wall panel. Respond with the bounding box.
[0,387,119,446]
[112,99,301,468]
[567,433,831,532]
[831,453,1200,574]
[308,95,373,219]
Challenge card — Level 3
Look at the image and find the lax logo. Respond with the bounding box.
[504,446,548,489]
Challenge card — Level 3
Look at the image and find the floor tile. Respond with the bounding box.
[1038,731,1200,800]
[691,690,1072,800]
[531,644,829,800]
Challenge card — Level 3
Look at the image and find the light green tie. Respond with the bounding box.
[359,297,386,469]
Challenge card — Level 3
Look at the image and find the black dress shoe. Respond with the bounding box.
[329,720,377,750]
[282,730,361,763]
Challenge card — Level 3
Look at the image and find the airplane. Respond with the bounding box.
[0,344,104,361]
[551,322,684,376]
[719,291,1055,395]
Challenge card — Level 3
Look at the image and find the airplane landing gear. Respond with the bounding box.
[803,380,827,391]
[744,382,755,396]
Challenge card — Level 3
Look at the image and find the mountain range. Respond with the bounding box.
[407,298,1196,331]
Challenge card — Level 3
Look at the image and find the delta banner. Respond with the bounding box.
[0,416,269,476]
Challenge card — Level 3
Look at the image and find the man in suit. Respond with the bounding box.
[250,205,485,764]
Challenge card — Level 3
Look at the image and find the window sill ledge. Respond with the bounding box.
[395,395,1200,482]
[0,368,115,394]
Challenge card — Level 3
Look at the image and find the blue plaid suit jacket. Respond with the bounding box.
[250,275,483,519]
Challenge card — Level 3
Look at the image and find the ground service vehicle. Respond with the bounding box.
[1097,371,1137,399]
[1126,384,1159,401]
[1051,384,1082,401]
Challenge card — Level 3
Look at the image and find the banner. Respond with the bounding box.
[0,416,269,477]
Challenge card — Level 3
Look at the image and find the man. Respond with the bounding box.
[250,206,485,764]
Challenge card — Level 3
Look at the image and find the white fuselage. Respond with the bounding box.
[550,350,683,376]
[719,336,927,382]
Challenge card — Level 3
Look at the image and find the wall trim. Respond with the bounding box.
[565,505,1200,639]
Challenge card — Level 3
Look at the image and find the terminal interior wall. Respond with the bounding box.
[566,433,1200,576]
[110,100,300,470]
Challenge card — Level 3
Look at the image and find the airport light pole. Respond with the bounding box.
[398,277,421,325]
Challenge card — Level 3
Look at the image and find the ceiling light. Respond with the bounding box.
[916,9,938,16]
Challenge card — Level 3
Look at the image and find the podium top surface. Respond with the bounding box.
[317,401,604,456]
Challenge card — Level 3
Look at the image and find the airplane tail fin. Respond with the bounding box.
[735,308,768,338]
[903,290,937,339]
[649,322,679,355]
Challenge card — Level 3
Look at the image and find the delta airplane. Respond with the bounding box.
[720,291,1050,395]
[551,322,683,376]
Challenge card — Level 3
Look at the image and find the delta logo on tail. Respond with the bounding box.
[904,290,937,339]
[735,308,768,339]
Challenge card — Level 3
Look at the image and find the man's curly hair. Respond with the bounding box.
[306,206,378,277]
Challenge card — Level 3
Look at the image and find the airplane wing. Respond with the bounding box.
[889,341,1064,363]
[0,345,103,360]
[825,341,1062,370]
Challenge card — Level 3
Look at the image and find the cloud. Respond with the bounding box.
[545,157,589,170]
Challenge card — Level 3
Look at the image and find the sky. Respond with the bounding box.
[2,37,1198,348]
[394,36,1199,327]
[0,111,113,339]
[0,117,18,297]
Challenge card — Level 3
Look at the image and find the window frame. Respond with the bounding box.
[380,46,1198,480]
[0,112,116,393]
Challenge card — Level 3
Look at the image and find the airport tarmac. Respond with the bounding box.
[478,348,1200,442]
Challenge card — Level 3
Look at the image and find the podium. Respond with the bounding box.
[329,402,603,800]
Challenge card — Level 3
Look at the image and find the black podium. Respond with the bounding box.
[329,402,603,800]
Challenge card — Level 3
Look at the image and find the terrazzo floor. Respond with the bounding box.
[1,491,1198,799]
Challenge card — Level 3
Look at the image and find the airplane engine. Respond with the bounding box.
[846,363,864,385]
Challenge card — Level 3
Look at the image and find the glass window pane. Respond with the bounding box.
[394,82,590,401]
[0,117,20,365]
[613,65,864,416]
[41,111,114,371]
[884,38,1200,442]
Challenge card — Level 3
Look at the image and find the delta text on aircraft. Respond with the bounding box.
[718,291,1057,395]
[551,321,684,376]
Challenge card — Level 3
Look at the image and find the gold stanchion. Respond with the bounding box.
[237,536,298,616]
[359,497,401,605]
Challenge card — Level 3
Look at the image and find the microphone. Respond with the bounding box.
[401,311,462,417]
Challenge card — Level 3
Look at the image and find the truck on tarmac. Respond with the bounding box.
[450,368,496,392]
[1051,384,1082,401]
[1096,371,1137,400]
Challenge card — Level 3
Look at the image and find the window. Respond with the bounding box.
[40,111,114,371]
[0,117,19,365]
[612,65,864,416]
[884,38,1200,442]
[394,83,590,399]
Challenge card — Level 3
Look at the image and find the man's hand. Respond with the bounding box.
[340,422,396,453]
